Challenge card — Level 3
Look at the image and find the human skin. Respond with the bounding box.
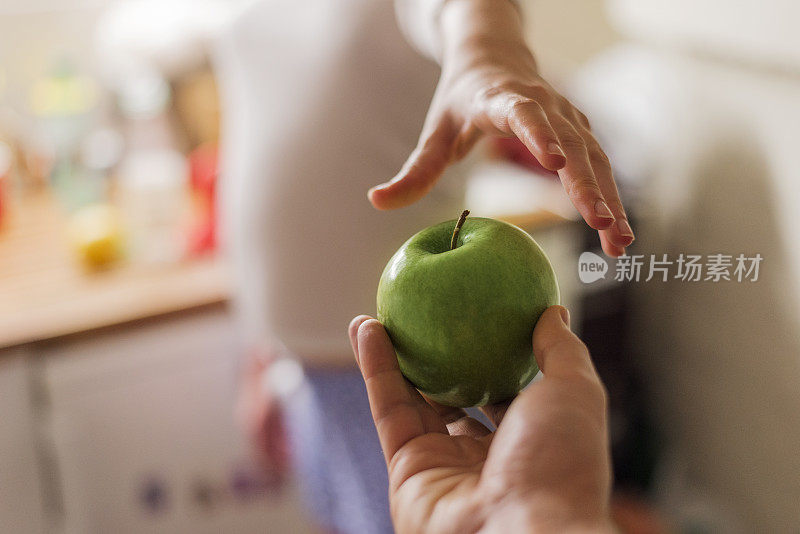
[369,0,634,257]
[349,306,615,533]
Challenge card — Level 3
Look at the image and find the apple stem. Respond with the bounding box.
[450,209,470,250]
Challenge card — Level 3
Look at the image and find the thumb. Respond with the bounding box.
[532,306,596,379]
[368,116,457,210]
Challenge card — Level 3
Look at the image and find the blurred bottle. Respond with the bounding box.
[29,59,97,157]
[118,149,188,265]
[29,59,98,207]
[117,70,189,264]
[79,127,124,200]
[117,70,177,151]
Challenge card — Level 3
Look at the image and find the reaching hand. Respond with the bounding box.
[369,0,633,256]
[348,306,613,533]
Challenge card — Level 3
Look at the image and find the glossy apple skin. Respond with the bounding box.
[377,217,560,407]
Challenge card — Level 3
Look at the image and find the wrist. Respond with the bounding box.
[439,0,535,75]
[440,0,526,57]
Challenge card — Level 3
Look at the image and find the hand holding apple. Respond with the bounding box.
[348,307,612,534]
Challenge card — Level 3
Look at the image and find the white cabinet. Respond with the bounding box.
[41,306,311,534]
[0,352,47,534]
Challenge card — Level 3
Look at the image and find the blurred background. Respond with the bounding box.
[1,0,798,533]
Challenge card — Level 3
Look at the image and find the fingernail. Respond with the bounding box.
[616,219,635,239]
[594,200,614,220]
[558,307,571,329]
[547,142,565,157]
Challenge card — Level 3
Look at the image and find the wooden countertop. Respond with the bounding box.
[0,172,570,349]
[0,193,230,349]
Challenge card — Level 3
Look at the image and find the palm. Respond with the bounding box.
[385,379,601,533]
[390,427,490,532]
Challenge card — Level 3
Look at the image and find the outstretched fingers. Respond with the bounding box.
[583,136,634,255]
[546,115,616,231]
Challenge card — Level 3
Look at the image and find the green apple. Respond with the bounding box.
[377,211,560,407]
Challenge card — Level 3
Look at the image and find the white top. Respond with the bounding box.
[215,0,467,365]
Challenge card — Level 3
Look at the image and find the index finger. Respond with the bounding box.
[349,317,428,462]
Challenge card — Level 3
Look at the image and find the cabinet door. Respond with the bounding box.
[0,352,47,534]
[43,307,311,534]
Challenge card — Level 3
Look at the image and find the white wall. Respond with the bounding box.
[523,0,620,81]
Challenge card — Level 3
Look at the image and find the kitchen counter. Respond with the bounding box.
[0,192,230,349]
[0,168,572,349]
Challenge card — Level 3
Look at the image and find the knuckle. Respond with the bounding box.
[388,449,420,486]
[501,80,534,96]
[509,96,537,117]
[538,334,583,361]
[519,82,551,103]
[574,109,591,129]
[607,200,626,217]
[483,80,554,108]
[477,80,527,103]
[588,146,611,167]
[373,401,417,428]
[476,84,504,103]
[559,133,585,152]
[567,177,601,199]
[507,99,546,132]
[387,449,407,474]
[556,94,575,111]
